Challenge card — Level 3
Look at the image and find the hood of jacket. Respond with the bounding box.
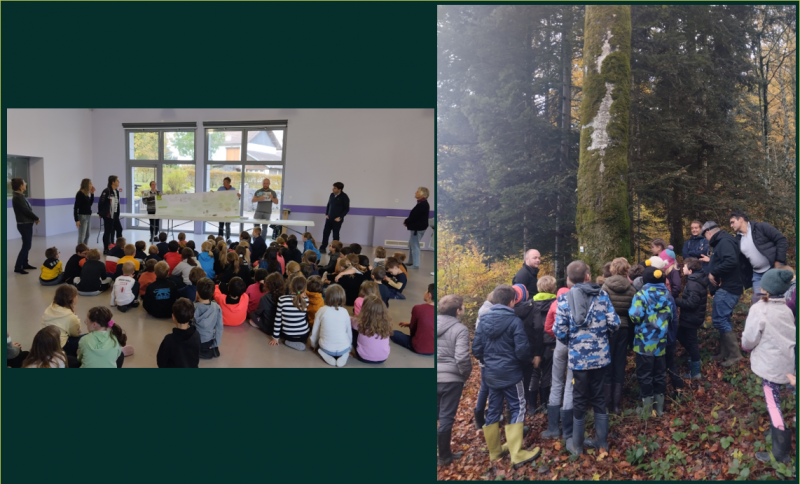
[513,299,536,321]
[172,326,197,342]
[533,292,556,301]
[688,234,704,242]
[307,291,324,306]
[477,306,519,340]
[687,271,708,288]
[198,252,215,263]
[82,330,119,351]
[568,282,601,326]
[638,283,670,310]
[437,314,462,338]
[195,301,221,325]
[604,274,632,294]
[42,304,76,324]
[43,258,60,270]
[520,263,540,278]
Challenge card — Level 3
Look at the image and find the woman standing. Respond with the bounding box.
[73,178,95,245]
[403,187,430,270]
[98,175,123,255]
[141,181,161,242]
[11,177,39,274]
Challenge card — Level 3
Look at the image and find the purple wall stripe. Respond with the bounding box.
[8,198,127,208]
[284,204,435,218]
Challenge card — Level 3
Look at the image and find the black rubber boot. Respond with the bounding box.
[474,408,486,430]
[541,405,561,439]
[756,424,792,464]
[584,413,609,451]
[539,386,551,414]
[560,408,573,439]
[604,384,612,413]
[566,417,585,456]
[437,430,463,466]
[611,383,623,415]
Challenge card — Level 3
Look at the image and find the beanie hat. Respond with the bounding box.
[642,266,665,285]
[646,256,666,271]
[513,284,529,304]
[659,246,677,267]
[760,269,794,297]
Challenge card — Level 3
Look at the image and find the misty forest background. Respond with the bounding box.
[437,4,796,324]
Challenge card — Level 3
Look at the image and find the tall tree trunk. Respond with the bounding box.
[556,5,573,283]
[576,5,632,273]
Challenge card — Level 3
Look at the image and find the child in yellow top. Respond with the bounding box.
[40,247,65,286]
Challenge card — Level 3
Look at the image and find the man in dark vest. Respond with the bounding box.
[512,249,540,298]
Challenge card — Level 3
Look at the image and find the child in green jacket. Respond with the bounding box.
[78,307,131,368]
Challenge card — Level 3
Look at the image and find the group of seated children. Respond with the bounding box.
[26,230,428,368]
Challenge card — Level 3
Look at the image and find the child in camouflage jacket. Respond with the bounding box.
[629,263,675,420]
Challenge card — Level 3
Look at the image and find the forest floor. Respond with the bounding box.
[438,296,797,481]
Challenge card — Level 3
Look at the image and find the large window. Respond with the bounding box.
[124,123,197,232]
[203,122,287,236]
[7,156,30,198]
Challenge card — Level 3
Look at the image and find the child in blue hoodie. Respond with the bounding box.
[194,278,223,359]
[303,232,322,262]
[629,262,675,420]
[197,241,216,280]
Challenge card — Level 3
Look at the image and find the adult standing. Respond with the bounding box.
[319,182,349,251]
[728,211,788,305]
[682,220,709,272]
[73,178,95,245]
[701,221,743,367]
[403,187,430,269]
[11,177,39,274]
[436,294,471,467]
[216,177,240,241]
[251,177,278,235]
[141,181,161,242]
[98,175,123,255]
[512,249,541,298]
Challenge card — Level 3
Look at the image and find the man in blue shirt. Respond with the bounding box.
[216,177,240,241]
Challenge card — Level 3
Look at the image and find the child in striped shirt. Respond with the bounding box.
[270,275,310,351]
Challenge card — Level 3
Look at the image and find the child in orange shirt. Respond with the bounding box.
[138,259,158,297]
[214,277,249,326]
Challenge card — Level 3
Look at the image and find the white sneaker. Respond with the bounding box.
[318,348,337,366]
[336,352,349,367]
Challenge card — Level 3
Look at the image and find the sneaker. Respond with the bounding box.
[392,293,406,300]
[319,243,328,252]
[117,305,129,313]
[248,319,259,329]
[213,347,220,358]
[199,348,214,360]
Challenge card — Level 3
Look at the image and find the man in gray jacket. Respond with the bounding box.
[437,294,471,467]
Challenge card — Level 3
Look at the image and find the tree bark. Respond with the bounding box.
[556,5,573,283]
[576,5,632,273]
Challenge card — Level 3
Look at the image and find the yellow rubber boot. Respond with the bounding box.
[482,422,509,461]
[505,422,540,468]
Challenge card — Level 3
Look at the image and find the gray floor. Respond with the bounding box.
[6,229,434,368]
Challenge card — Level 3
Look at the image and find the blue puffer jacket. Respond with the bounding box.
[472,305,532,390]
[629,283,674,356]
[553,283,620,371]
[683,235,709,272]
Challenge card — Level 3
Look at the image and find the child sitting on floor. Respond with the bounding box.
[21,326,68,368]
[383,257,408,300]
[172,248,199,287]
[138,259,158,298]
[285,238,303,264]
[134,240,148,263]
[218,251,239,294]
[351,294,392,364]
[250,273,285,335]
[195,278,224,359]
[156,232,169,257]
[42,284,82,357]
[143,261,177,319]
[303,232,322,262]
[235,246,252,285]
[372,267,391,307]
[78,306,132,368]
[111,262,140,313]
[177,232,187,248]
[146,245,163,263]
[251,227,267,263]
[157,297,200,368]
[319,241,343,274]
[310,284,352,367]
[306,276,325,326]
[40,247,65,286]
[285,261,301,282]
[303,250,319,273]
[198,241,216,279]
[7,330,29,368]
[741,269,796,464]
[63,244,88,285]
[371,246,387,269]
[186,240,199,257]
[114,244,141,278]
[393,252,408,277]
[391,283,435,355]
[246,268,269,315]
[354,281,379,315]
[75,249,112,296]
[270,275,310,351]
[300,262,314,279]
[164,241,182,275]
[178,267,206,302]
[105,237,126,275]
[214,276,249,326]
[238,231,252,261]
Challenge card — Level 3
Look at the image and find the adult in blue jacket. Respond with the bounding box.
[682,220,709,272]
[472,284,538,468]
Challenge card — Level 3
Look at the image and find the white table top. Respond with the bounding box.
[94,213,314,227]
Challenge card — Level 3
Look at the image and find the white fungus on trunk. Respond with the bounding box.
[584,82,614,162]
[596,30,614,73]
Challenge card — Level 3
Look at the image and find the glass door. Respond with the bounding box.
[130,165,157,228]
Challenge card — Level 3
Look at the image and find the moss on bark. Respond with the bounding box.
[576,5,631,274]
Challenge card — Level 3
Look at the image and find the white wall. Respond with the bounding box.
[90,108,434,212]
[7,109,93,238]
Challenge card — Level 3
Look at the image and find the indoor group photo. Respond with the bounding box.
[6,108,435,369]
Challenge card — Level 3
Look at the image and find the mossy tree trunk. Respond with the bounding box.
[576,5,631,273]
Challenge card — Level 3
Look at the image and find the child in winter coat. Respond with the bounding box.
[110,262,140,312]
[741,268,796,464]
[302,232,322,263]
[601,258,637,414]
[310,284,352,366]
[472,284,539,468]
[554,261,620,456]
[659,247,682,298]
[198,241,216,279]
[674,257,708,380]
[78,306,131,368]
[471,290,495,430]
[42,284,82,357]
[157,298,200,368]
[195,278,223,360]
[629,263,674,420]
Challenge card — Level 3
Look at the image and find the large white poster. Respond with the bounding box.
[156,191,240,218]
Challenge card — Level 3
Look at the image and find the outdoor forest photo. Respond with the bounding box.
[437,4,796,480]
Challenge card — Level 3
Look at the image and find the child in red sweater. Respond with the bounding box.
[390,283,434,355]
[246,269,268,314]
[164,240,182,274]
[214,277,249,326]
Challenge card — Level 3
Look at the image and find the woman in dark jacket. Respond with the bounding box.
[403,187,430,270]
[74,178,95,245]
[11,177,39,274]
[98,175,123,255]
